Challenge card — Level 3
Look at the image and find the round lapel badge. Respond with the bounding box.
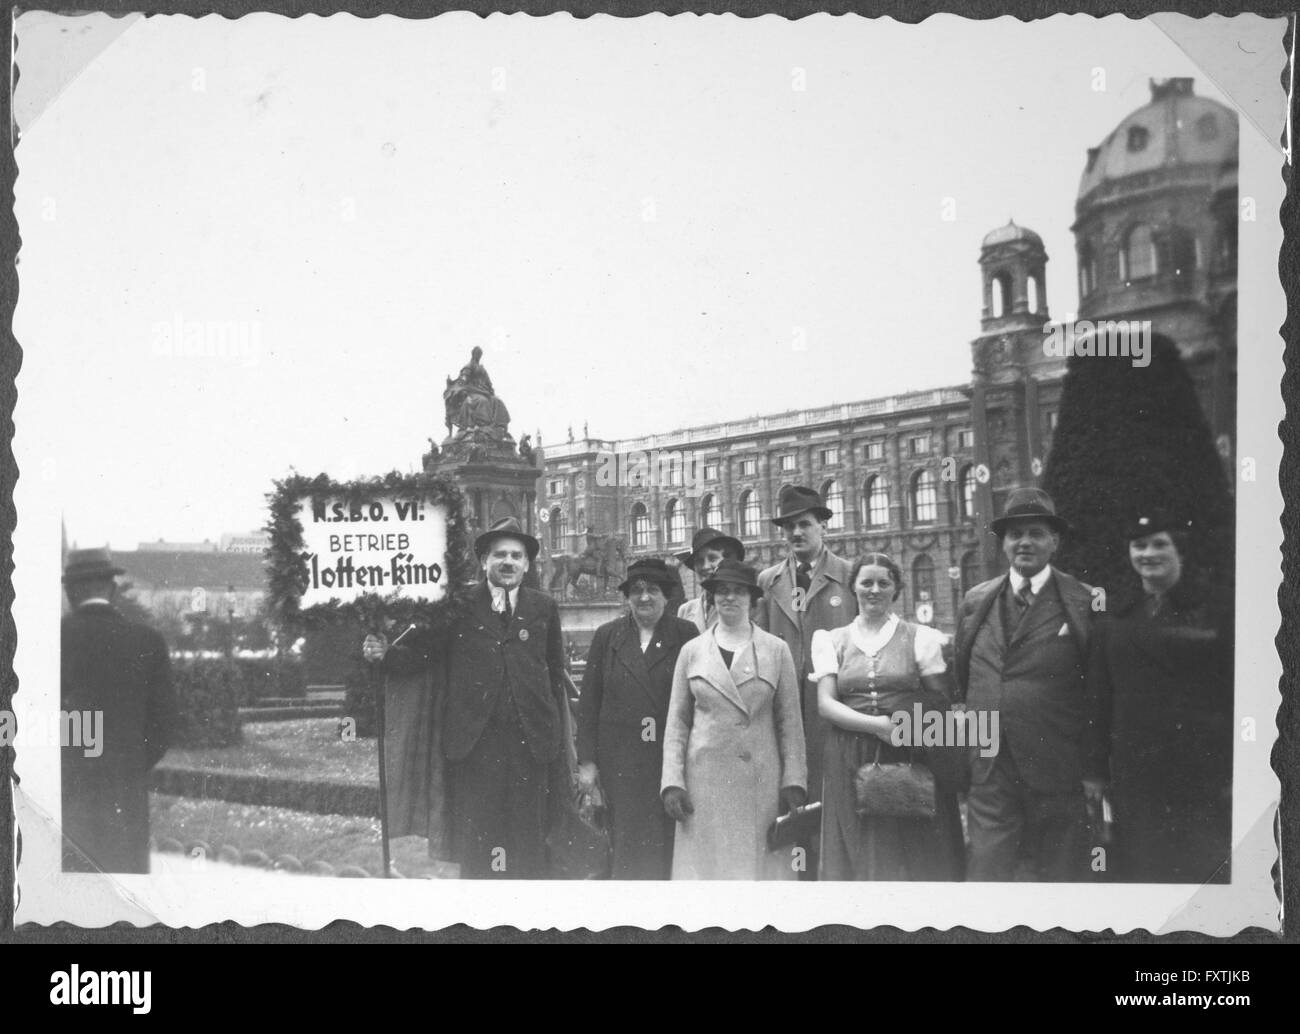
[830,595,842,608]
[518,628,530,641]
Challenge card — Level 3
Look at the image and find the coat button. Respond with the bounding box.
[739,751,752,762]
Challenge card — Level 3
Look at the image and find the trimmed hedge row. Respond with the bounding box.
[233,657,307,702]
[152,764,377,817]
[237,705,343,723]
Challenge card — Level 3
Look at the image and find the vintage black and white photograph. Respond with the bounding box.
[8,10,1286,932]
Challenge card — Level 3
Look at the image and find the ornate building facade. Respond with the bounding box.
[539,79,1238,633]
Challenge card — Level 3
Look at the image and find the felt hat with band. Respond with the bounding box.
[675,527,745,570]
[770,485,833,526]
[63,547,125,584]
[700,558,764,598]
[618,557,678,595]
[474,517,541,561]
[990,487,1069,537]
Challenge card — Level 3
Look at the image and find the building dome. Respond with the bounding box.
[982,219,1043,249]
[1077,78,1238,203]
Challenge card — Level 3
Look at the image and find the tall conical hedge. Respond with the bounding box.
[1042,333,1233,597]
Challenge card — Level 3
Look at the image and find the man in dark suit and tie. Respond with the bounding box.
[364,517,568,878]
[61,548,176,873]
[954,488,1095,882]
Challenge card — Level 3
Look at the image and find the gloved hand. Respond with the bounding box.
[662,786,694,824]
[577,761,599,793]
[362,634,388,663]
[780,786,807,814]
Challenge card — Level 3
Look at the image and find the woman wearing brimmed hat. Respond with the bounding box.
[660,560,807,880]
[575,558,699,879]
[674,526,745,632]
[1084,511,1233,883]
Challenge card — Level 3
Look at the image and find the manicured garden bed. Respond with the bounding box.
[149,794,452,878]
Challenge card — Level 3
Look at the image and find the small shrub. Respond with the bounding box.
[171,658,244,748]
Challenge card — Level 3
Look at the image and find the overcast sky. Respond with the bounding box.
[14,13,1245,547]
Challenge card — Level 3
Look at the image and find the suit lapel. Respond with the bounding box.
[770,559,799,626]
[612,618,659,709]
[961,574,1008,671]
[806,553,834,609]
[471,582,499,635]
[691,632,750,716]
[1008,579,1058,650]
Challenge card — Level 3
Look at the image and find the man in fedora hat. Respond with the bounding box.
[61,547,176,873]
[755,485,857,877]
[954,487,1096,881]
[675,526,745,632]
[363,517,568,878]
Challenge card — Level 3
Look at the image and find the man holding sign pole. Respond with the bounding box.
[365,517,568,878]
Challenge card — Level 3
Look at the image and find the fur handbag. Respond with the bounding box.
[853,740,936,819]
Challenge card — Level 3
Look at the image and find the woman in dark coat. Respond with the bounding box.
[577,558,698,879]
[1085,513,1233,883]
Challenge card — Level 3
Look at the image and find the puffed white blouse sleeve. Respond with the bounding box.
[913,623,948,677]
[808,627,840,681]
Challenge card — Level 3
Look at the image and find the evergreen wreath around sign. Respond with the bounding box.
[265,471,477,636]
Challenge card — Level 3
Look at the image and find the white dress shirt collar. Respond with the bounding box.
[490,584,520,613]
[1008,564,1053,596]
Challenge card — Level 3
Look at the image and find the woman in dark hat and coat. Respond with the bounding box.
[576,558,699,879]
[674,527,745,632]
[1084,512,1234,883]
[661,560,808,880]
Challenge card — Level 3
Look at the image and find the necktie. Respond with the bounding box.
[1014,584,1034,625]
[796,561,812,593]
[500,595,513,627]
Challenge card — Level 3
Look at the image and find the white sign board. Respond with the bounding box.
[294,496,449,608]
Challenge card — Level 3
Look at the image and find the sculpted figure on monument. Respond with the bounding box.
[442,346,512,447]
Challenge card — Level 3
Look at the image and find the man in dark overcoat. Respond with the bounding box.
[61,548,176,873]
[954,488,1096,882]
[755,485,857,879]
[365,517,567,878]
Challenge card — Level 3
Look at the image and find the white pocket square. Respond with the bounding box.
[1057,623,1070,636]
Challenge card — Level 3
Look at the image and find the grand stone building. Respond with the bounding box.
[540,79,1238,634]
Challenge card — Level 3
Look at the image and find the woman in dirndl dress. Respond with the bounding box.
[812,553,965,881]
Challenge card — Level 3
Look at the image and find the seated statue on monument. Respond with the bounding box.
[442,346,513,453]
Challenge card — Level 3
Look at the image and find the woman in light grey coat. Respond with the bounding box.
[661,560,807,880]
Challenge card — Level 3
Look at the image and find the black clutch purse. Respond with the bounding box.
[766,801,822,852]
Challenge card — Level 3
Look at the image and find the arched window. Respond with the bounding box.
[991,271,1012,318]
[863,474,890,528]
[1160,226,1197,278]
[1027,274,1040,314]
[821,479,844,531]
[664,498,686,545]
[911,469,938,524]
[958,465,976,521]
[738,490,761,538]
[1079,240,1097,297]
[630,503,650,547]
[699,493,721,530]
[912,554,936,616]
[548,506,566,551]
[1121,224,1158,281]
[961,550,982,596]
